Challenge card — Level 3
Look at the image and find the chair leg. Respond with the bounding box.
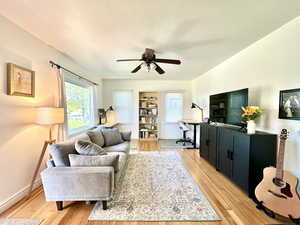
[56,201,63,211]
[102,200,107,210]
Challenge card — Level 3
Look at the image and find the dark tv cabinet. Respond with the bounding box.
[199,123,277,199]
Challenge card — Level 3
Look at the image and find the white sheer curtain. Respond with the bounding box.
[112,90,133,124]
[54,67,66,142]
[165,92,183,123]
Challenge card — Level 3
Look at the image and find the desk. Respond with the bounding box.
[181,120,201,149]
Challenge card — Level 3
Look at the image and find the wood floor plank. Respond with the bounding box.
[0,140,286,225]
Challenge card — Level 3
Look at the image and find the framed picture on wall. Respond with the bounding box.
[279,88,300,120]
[7,63,35,97]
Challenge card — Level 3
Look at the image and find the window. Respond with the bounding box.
[165,92,183,122]
[65,80,94,135]
[113,90,133,123]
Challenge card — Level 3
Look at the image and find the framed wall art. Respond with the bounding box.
[279,88,300,120]
[7,63,35,97]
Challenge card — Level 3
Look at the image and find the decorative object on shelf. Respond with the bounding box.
[28,107,64,197]
[279,88,300,120]
[255,129,300,223]
[98,106,114,124]
[7,63,35,97]
[247,120,256,134]
[241,106,262,134]
[191,102,204,121]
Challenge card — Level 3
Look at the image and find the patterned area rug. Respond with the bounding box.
[89,151,220,221]
[0,218,43,225]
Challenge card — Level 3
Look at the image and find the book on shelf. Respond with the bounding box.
[151,108,157,115]
[140,130,157,139]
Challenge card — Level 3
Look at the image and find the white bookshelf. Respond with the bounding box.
[139,92,159,140]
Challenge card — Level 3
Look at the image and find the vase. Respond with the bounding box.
[247,120,256,134]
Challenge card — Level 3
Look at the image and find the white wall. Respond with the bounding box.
[103,79,193,139]
[192,17,300,179]
[0,15,102,212]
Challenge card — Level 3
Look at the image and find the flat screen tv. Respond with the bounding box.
[209,88,248,126]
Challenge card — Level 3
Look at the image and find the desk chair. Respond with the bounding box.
[176,121,193,146]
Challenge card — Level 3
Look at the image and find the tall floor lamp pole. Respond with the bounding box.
[28,107,64,197]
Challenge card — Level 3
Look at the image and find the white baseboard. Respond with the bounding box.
[0,179,42,214]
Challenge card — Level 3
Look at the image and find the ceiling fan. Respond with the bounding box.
[116,48,181,74]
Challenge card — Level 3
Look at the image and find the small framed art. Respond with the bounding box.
[7,63,35,97]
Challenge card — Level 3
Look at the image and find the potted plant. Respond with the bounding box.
[241,106,262,134]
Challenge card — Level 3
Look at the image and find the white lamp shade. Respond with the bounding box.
[36,107,64,125]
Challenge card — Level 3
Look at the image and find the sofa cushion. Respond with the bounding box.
[102,128,124,146]
[86,129,105,147]
[120,131,132,141]
[75,140,106,156]
[107,152,127,171]
[104,141,130,153]
[69,154,119,172]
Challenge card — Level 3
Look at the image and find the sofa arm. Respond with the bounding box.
[121,131,132,141]
[41,167,114,201]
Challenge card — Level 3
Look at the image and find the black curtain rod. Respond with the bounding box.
[49,60,98,86]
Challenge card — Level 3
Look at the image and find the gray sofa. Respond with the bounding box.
[41,126,131,211]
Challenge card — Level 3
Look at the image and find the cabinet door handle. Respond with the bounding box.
[227,150,230,159]
[206,139,210,146]
[230,151,234,160]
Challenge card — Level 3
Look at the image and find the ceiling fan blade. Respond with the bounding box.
[116,59,142,62]
[153,62,165,74]
[155,58,181,65]
[131,63,143,73]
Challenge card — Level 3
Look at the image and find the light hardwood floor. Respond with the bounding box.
[1,140,289,225]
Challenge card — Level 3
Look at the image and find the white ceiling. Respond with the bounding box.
[1,0,300,80]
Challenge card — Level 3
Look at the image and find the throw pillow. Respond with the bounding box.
[102,128,124,146]
[49,141,77,167]
[69,154,119,172]
[120,131,132,141]
[75,140,106,156]
[86,129,105,147]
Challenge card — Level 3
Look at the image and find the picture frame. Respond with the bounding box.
[7,63,35,97]
[279,88,300,120]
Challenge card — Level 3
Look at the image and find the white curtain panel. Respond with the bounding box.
[54,68,66,142]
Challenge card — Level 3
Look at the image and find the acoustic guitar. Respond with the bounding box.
[255,129,300,223]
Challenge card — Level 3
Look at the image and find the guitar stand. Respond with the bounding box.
[256,201,300,224]
[256,201,275,218]
[289,215,300,224]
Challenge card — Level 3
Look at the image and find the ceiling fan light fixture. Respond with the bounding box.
[151,63,157,70]
[116,48,181,75]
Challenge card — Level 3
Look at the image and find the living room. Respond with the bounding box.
[0,1,300,225]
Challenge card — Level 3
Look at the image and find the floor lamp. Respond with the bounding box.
[28,107,64,197]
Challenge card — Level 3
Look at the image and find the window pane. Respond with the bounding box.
[165,93,183,122]
[65,81,92,132]
[113,91,133,123]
